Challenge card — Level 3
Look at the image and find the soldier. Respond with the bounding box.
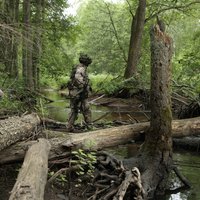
[66,54,92,131]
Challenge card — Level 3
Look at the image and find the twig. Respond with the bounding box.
[92,112,111,123]
[89,94,105,104]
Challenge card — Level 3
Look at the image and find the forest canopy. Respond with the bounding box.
[0,0,199,107]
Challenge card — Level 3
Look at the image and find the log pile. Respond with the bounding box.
[0,114,199,200]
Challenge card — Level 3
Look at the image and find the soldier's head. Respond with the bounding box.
[79,53,92,66]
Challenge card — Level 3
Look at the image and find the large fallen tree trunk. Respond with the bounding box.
[61,117,200,149]
[0,117,199,165]
[0,113,40,151]
[9,138,51,200]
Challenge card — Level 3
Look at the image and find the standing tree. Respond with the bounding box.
[32,0,44,90]
[22,0,34,90]
[124,0,146,79]
[0,0,19,78]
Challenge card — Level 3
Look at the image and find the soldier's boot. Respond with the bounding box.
[66,111,77,132]
[83,110,92,129]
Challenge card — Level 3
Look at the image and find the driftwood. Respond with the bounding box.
[0,113,40,151]
[0,117,199,165]
[9,138,51,200]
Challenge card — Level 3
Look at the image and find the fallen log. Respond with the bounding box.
[62,117,200,149]
[9,138,51,200]
[0,117,199,165]
[0,136,69,165]
[0,113,40,151]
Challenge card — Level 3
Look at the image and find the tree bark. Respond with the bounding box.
[124,0,146,79]
[138,23,173,198]
[0,113,40,151]
[22,0,34,90]
[9,138,51,200]
[32,0,43,90]
[0,117,199,165]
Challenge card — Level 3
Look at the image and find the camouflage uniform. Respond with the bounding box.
[66,54,92,131]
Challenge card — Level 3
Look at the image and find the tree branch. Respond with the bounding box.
[145,1,200,22]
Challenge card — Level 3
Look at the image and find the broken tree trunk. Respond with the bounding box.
[0,113,40,151]
[0,117,199,165]
[9,138,51,200]
[137,23,174,199]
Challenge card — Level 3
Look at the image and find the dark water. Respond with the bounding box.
[42,89,200,200]
[107,145,200,200]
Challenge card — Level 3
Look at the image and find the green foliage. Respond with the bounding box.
[48,171,68,187]
[75,0,130,75]
[40,74,70,90]
[0,78,37,112]
[39,0,80,80]
[170,15,200,98]
[89,73,149,95]
[71,149,97,180]
[89,73,114,93]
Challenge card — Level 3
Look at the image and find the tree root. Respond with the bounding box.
[172,165,191,188]
[85,151,144,200]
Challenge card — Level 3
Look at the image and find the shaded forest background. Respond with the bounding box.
[0,0,199,112]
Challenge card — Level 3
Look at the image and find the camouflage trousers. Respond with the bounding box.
[67,96,91,130]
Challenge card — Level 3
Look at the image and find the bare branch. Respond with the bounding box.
[146,1,200,22]
[125,0,134,17]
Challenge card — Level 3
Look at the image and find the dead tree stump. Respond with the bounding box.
[138,23,174,198]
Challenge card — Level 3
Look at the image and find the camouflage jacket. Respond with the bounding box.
[67,63,90,98]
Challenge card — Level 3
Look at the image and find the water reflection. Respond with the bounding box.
[109,144,200,200]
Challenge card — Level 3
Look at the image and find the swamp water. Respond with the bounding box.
[42,89,200,200]
[107,145,200,200]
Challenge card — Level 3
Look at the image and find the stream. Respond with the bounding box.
[42,89,200,200]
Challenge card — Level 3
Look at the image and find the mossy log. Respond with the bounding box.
[9,138,51,200]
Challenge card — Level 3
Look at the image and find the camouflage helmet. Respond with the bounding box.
[79,53,92,66]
